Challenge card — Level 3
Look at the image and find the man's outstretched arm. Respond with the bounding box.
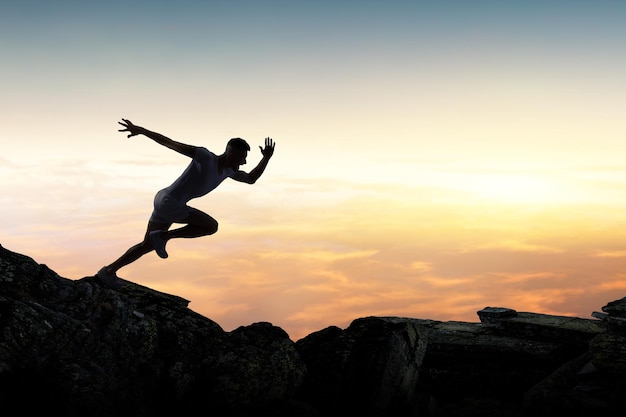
[118,118,197,158]
[232,137,276,184]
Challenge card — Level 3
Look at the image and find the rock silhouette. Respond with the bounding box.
[1,244,624,416]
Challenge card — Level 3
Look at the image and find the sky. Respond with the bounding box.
[2,0,626,341]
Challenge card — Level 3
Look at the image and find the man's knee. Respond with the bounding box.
[187,208,218,235]
[204,218,218,235]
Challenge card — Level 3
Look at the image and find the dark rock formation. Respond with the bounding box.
[1,243,625,416]
[0,244,306,416]
[295,312,608,416]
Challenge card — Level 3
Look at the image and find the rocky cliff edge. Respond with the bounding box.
[1,244,624,416]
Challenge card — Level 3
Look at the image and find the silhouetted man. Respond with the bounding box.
[96,118,275,288]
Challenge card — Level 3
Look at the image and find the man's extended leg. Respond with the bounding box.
[97,209,217,286]
[105,222,170,274]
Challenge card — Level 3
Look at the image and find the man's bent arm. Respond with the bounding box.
[238,156,271,184]
[232,137,275,184]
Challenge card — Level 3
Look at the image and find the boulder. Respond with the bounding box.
[296,311,607,416]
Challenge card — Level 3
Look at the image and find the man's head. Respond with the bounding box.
[224,137,250,170]
[227,137,250,152]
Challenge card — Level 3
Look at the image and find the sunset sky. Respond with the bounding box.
[3,1,626,341]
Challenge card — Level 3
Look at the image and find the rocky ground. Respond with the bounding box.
[1,243,625,416]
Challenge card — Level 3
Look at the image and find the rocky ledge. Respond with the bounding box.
[1,244,624,416]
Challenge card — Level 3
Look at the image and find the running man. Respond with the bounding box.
[96,118,276,288]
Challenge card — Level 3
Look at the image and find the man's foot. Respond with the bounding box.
[149,230,169,259]
[96,267,122,289]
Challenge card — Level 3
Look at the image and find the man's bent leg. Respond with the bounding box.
[164,208,218,240]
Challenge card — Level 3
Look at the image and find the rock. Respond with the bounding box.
[601,296,626,318]
[589,332,626,374]
[2,243,626,416]
[591,311,608,320]
[479,311,604,347]
[0,244,306,416]
[296,317,427,416]
[477,306,518,324]
[296,314,607,417]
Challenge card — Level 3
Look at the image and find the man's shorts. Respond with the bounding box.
[149,189,191,224]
